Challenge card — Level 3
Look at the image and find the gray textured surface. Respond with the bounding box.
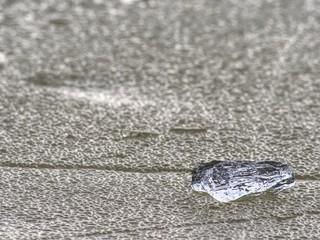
[1,0,320,239]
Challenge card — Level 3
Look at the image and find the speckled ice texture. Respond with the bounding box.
[0,0,320,239]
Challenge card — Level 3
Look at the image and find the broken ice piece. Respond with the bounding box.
[191,160,295,202]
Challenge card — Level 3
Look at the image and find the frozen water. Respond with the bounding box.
[0,52,6,65]
[191,161,295,202]
[1,0,320,238]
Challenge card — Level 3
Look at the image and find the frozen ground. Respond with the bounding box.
[1,0,320,239]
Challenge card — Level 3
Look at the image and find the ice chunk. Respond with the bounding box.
[191,160,295,202]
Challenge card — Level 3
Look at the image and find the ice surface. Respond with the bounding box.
[1,0,320,238]
[192,161,295,202]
